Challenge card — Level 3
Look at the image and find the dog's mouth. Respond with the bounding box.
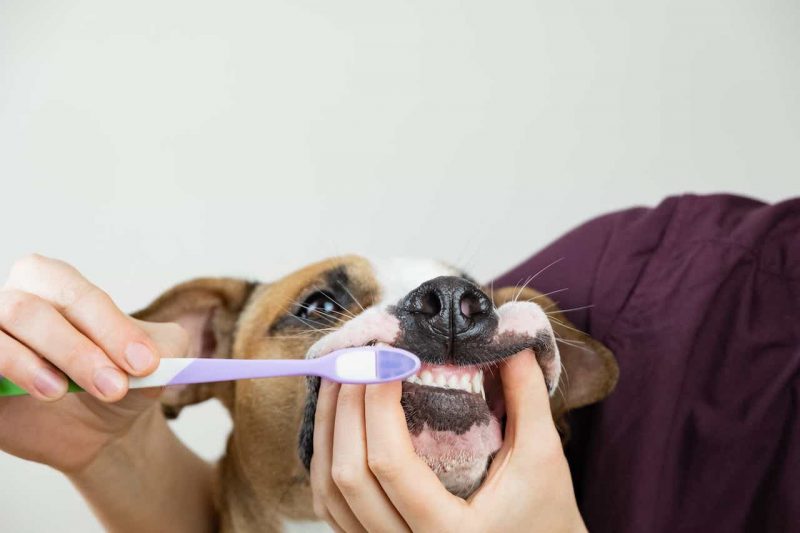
[392,349,513,497]
[302,300,559,498]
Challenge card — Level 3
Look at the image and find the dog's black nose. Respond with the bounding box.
[397,276,497,362]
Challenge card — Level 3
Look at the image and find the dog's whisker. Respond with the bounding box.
[510,258,564,302]
[549,316,590,338]
[546,304,594,315]
[529,257,565,282]
[513,257,566,302]
[513,274,537,303]
[288,314,343,331]
[335,280,366,314]
[526,287,569,302]
[323,294,359,319]
[557,359,569,403]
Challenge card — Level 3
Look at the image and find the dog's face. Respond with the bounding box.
[135,255,618,526]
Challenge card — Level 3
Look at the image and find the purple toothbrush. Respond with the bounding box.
[0,347,421,397]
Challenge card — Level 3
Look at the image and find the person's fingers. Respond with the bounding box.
[498,349,562,454]
[332,384,410,533]
[0,330,67,400]
[310,379,365,533]
[0,290,127,401]
[364,381,465,531]
[5,255,159,377]
[480,349,563,493]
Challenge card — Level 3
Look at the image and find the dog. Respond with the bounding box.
[134,255,618,532]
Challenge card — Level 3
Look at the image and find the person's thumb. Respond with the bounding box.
[498,349,561,454]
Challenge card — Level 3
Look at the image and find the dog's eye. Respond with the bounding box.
[296,291,344,322]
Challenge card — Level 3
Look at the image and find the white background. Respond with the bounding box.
[0,0,797,530]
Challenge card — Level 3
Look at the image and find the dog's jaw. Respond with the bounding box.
[303,277,561,498]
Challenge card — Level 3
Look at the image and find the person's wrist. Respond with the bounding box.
[65,403,165,483]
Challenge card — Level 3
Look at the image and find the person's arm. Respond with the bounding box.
[68,405,216,533]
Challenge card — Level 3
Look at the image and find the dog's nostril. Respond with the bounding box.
[420,289,442,316]
[459,293,483,318]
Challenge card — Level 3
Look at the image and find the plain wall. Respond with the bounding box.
[0,0,797,530]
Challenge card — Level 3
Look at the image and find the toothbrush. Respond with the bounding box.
[0,346,421,397]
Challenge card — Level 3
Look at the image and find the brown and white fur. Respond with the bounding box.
[134,255,618,532]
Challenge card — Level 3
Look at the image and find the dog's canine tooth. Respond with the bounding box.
[472,372,482,394]
[421,371,434,385]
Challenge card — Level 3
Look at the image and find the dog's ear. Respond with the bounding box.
[490,287,618,419]
[132,277,257,418]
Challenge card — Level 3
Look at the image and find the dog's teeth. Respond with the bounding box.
[472,372,482,394]
[421,371,433,385]
[447,375,459,389]
[435,374,446,387]
[460,374,471,391]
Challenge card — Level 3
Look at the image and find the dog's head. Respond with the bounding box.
[135,255,617,511]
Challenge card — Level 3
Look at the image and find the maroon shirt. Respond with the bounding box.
[493,194,799,533]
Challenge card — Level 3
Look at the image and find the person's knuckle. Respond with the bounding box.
[0,290,37,325]
[366,451,399,480]
[63,341,106,370]
[9,253,46,276]
[331,463,361,493]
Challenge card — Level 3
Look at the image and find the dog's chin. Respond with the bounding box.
[400,363,507,498]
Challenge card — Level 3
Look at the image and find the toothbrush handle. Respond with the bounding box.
[152,358,322,387]
[0,358,323,397]
[0,379,83,397]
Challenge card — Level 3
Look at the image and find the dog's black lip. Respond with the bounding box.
[401,381,482,396]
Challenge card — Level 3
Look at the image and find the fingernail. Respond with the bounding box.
[33,368,67,399]
[125,342,155,372]
[94,367,126,397]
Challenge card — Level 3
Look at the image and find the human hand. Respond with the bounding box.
[310,349,586,532]
[0,254,188,473]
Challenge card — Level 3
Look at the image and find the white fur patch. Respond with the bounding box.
[369,257,460,306]
[496,301,561,395]
[306,307,401,359]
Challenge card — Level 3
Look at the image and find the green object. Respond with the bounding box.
[0,378,83,397]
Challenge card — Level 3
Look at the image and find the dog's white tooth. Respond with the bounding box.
[436,374,447,387]
[472,373,482,394]
[480,386,486,400]
[447,375,459,389]
[460,374,471,391]
[421,371,433,385]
